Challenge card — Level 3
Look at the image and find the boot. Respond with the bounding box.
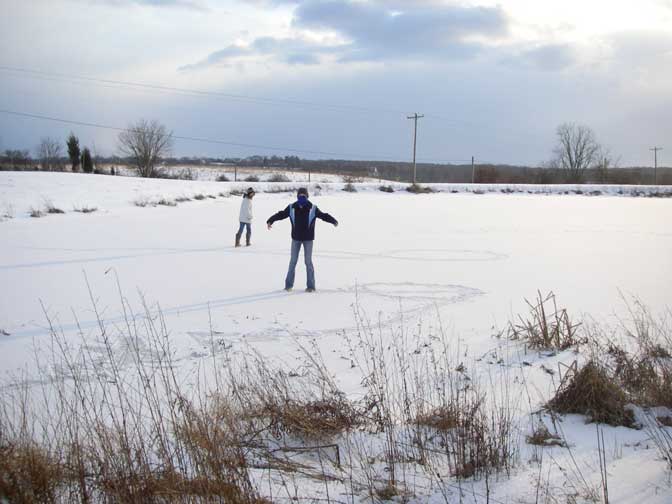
[246,233,251,247]
[235,233,241,247]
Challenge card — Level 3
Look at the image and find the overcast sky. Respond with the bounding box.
[1,0,671,165]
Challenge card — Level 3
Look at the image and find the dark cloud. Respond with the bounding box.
[182,0,508,69]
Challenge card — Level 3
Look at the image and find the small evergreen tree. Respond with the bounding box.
[81,148,93,173]
[66,133,81,172]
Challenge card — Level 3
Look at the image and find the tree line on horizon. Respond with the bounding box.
[1,121,669,185]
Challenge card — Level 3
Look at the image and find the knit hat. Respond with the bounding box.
[245,187,255,197]
[297,187,309,198]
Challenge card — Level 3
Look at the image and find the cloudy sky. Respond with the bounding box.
[1,0,671,165]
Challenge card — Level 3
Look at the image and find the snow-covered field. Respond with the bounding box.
[1,171,671,502]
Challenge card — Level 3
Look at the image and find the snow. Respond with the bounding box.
[1,170,671,502]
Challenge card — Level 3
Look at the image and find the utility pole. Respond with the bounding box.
[407,113,424,184]
[471,156,475,184]
[650,147,663,185]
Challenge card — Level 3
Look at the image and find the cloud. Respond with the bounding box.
[502,43,577,71]
[179,36,345,70]
[181,0,509,70]
[91,0,207,9]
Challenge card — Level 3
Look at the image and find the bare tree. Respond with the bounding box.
[4,149,31,170]
[36,137,63,171]
[118,119,173,178]
[552,123,601,183]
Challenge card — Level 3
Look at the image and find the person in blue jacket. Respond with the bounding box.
[267,187,338,292]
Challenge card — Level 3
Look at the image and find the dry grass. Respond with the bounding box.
[526,423,565,447]
[405,184,434,194]
[29,207,45,217]
[73,206,98,213]
[415,405,461,431]
[507,291,583,351]
[547,360,635,427]
[0,441,63,503]
[257,397,360,440]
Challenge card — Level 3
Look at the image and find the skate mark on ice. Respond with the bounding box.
[3,290,298,340]
[3,247,506,271]
[5,283,481,344]
[182,282,484,353]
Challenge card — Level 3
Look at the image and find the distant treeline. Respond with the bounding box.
[1,150,670,185]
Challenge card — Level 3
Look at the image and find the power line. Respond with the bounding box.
[0,108,448,162]
[0,65,470,124]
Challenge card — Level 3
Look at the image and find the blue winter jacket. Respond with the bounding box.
[267,200,337,241]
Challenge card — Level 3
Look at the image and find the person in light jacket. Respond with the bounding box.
[266,187,338,292]
[235,187,255,247]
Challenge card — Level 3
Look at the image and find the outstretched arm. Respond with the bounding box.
[316,207,338,226]
[267,205,290,229]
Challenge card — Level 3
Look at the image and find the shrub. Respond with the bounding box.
[406,184,433,194]
[193,194,206,201]
[244,175,260,182]
[216,174,230,182]
[379,185,394,193]
[29,207,45,218]
[157,198,177,207]
[343,182,357,192]
[547,360,635,427]
[267,173,290,183]
[81,148,93,173]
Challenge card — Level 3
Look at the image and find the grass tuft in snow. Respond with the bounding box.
[547,360,636,427]
[505,291,583,351]
[43,199,65,214]
[73,206,98,214]
[156,198,177,207]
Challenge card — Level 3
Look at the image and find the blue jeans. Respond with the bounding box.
[236,222,251,238]
[285,240,315,290]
